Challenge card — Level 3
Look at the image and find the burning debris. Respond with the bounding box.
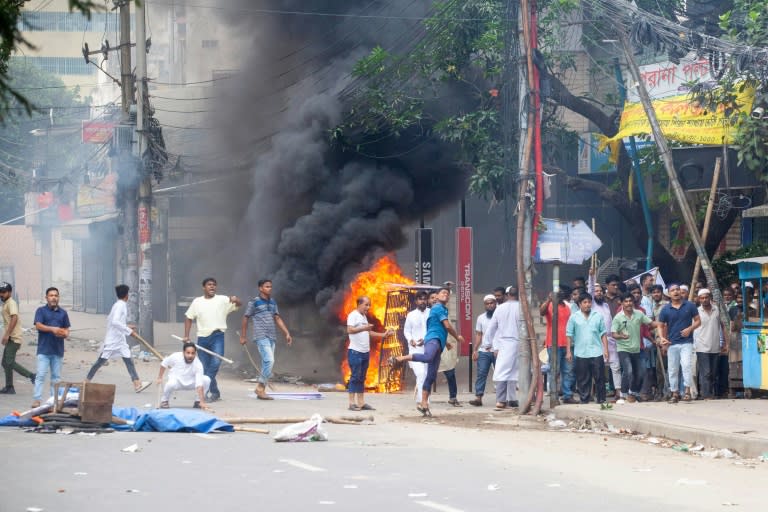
[339,255,414,393]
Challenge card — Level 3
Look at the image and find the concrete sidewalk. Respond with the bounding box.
[551,399,768,458]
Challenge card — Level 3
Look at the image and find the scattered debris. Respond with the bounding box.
[487,484,500,491]
[548,419,567,428]
[273,414,328,442]
[343,485,358,489]
[546,483,561,487]
[721,503,738,507]
[26,507,43,512]
[121,443,140,453]
[125,489,141,494]
[648,437,661,444]
[700,448,736,459]
[408,493,428,497]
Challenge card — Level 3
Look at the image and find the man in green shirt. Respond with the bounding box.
[611,293,659,403]
[0,282,36,394]
[566,293,609,404]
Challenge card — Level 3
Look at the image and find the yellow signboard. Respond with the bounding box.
[601,87,754,147]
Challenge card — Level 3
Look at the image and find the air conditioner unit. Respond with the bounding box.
[113,125,134,151]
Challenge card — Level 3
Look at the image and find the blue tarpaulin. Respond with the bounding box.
[132,409,233,433]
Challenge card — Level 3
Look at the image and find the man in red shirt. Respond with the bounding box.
[539,287,575,404]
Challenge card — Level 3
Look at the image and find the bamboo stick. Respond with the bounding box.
[234,426,270,434]
[222,415,374,425]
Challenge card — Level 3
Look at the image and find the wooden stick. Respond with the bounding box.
[221,415,374,425]
[689,157,722,301]
[241,343,277,391]
[131,333,165,360]
[234,426,270,434]
[171,335,235,364]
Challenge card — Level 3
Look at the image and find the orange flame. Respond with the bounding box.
[340,255,414,392]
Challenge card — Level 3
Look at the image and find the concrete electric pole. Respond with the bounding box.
[135,1,154,342]
[118,0,139,328]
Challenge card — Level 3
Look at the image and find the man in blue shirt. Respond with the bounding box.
[390,287,464,417]
[658,283,701,403]
[239,279,292,400]
[31,287,71,408]
[566,293,608,404]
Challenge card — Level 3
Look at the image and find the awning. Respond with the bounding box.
[727,257,768,265]
[742,204,768,218]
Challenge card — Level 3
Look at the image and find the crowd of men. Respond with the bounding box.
[466,271,739,408]
[0,277,291,411]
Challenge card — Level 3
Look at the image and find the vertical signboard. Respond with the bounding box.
[414,228,433,285]
[456,227,473,356]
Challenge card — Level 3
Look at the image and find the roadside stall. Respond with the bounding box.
[729,257,768,397]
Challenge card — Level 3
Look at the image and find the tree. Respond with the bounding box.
[0,59,88,223]
[0,1,124,121]
[337,0,758,282]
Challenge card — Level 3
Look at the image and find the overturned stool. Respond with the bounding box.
[53,382,116,423]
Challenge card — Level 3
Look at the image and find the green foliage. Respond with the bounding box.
[0,1,132,121]
[713,242,768,289]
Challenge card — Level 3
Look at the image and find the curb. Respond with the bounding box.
[553,407,768,459]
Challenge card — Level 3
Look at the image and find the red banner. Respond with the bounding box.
[456,227,473,356]
[82,121,115,144]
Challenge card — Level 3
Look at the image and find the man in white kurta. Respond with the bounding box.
[403,291,429,402]
[485,290,521,409]
[85,285,150,392]
[157,343,211,410]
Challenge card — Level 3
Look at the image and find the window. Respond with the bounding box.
[18,11,126,32]
[201,40,219,49]
[12,56,94,75]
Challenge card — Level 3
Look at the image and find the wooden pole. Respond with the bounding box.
[620,34,730,332]
[234,426,270,434]
[591,218,597,272]
[222,416,373,425]
[131,333,164,360]
[689,158,722,301]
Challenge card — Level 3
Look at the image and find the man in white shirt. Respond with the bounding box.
[157,343,211,410]
[183,277,241,402]
[486,288,522,409]
[403,291,429,403]
[693,289,725,400]
[469,294,497,406]
[85,285,150,393]
[346,296,393,411]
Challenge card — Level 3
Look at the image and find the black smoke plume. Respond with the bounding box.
[209,1,468,316]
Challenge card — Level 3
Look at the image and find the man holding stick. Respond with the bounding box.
[85,285,150,393]
[240,279,292,400]
[183,277,241,402]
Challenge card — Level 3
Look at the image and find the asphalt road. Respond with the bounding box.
[1,414,763,512]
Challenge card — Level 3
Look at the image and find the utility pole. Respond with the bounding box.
[619,34,730,331]
[136,1,154,342]
[118,0,139,328]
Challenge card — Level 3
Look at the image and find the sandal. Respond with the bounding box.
[668,393,679,404]
[682,392,692,402]
[348,404,360,411]
[416,405,432,417]
[159,401,170,409]
[360,403,375,411]
[494,402,507,411]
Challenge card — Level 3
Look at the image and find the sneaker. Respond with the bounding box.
[626,395,637,403]
[468,398,483,407]
[447,398,462,407]
[0,386,15,394]
[562,397,579,405]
